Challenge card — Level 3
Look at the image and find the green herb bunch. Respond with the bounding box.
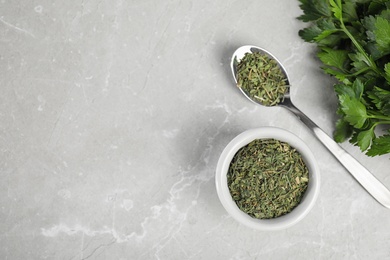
[298,0,390,156]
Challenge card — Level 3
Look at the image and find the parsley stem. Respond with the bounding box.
[373,121,390,126]
[339,21,383,77]
[368,114,390,121]
[335,2,382,76]
[351,67,371,77]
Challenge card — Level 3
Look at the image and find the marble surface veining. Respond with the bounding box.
[1,0,390,259]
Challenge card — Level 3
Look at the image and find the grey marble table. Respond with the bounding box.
[1,0,390,259]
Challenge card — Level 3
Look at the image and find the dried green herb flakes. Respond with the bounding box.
[227,139,309,219]
[237,52,288,106]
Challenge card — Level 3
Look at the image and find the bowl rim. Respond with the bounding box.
[215,127,320,231]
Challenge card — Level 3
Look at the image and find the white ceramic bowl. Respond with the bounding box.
[215,127,320,231]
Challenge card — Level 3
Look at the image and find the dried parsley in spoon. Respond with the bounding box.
[227,139,309,219]
[236,52,288,106]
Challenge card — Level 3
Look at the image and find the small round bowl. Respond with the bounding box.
[215,127,320,231]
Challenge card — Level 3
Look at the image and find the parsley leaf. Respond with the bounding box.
[357,128,375,151]
[374,16,390,53]
[297,0,332,22]
[367,134,390,156]
[335,79,364,99]
[299,26,322,42]
[338,94,368,128]
[318,47,349,71]
[334,118,353,142]
[299,18,340,43]
[385,63,390,84]
[368,86,390,112]
[323,67,349,81]
[342,2,358,22]
[368,87,390,116]
[329,0,342,20]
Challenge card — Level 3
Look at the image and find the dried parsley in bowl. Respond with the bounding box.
[227,138,309,219]
[236,52,288,106]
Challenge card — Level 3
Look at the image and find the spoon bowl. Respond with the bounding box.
[231,45,291,107]
[230,45,390,209]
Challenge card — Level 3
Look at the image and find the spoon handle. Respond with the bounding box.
[286,104,390,208]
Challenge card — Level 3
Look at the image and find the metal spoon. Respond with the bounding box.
[231,45,390,209]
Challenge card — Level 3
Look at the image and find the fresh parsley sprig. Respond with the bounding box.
[298,0,390,156]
